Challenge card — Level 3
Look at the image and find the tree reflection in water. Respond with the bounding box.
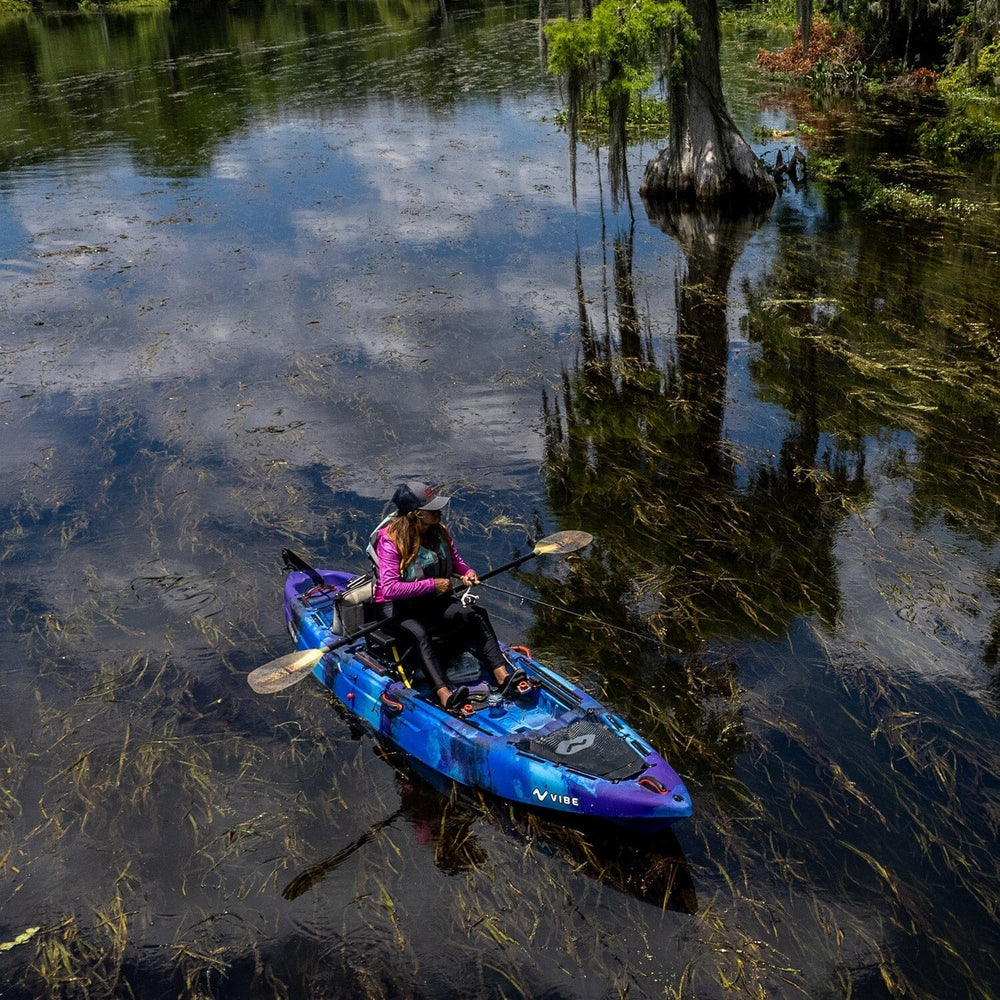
[537,201,867,784]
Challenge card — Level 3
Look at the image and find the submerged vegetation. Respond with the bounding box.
[537,187,1000,995]
[2,0,1000,997]
[809,155,983,218]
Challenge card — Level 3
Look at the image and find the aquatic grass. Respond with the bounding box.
[169,940,231,998]
[808,155,987,220]
[18,632,337,866]
[0,735,25,824]
[805,636,1000,956]
[276,762,707,992]
[2,14,1000,998]
[15,714,335,995]
[742,235,1000,549]
[527,460,1000,997]
[28,870,134,999]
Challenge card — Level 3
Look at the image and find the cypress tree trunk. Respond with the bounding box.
[798,0,812,55]
[640,0,775,206]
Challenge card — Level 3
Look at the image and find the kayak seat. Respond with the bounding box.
[332,574,376,638]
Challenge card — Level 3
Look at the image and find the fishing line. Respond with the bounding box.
[476,580,670,646]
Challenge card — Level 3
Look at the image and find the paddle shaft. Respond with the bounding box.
[322,540,556,640]
[310,557,533,648]
[477,548,541,583]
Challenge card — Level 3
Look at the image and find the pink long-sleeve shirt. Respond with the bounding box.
[372,528,473,603]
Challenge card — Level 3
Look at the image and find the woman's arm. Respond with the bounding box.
[448,538,478,583]
[448,537,473,579]
[374,530,437,602]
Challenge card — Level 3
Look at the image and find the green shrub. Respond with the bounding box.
[918,105,1000,157]
[809,157,979,219]
[979,40,1000,79]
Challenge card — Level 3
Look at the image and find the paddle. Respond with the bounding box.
[476,529,593,582]
[246,529,593,695]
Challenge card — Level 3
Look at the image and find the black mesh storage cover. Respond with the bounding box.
[515,717,646,780]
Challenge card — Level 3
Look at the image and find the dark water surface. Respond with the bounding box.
[2,1,1000,997]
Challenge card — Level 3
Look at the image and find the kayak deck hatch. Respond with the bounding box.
[514,716,647,780]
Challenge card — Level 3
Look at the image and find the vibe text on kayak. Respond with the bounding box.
[532,789,579,807]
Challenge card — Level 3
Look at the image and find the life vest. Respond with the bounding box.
[368,515,454,583]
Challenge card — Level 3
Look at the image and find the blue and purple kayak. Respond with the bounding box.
[284,566,692,833]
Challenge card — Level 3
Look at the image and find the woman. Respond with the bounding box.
[371,481,529,714]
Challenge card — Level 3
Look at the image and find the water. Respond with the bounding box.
[1,2,1000,997]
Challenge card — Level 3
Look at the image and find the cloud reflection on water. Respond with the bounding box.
[3,9,1000,999]
[0,104,680,510]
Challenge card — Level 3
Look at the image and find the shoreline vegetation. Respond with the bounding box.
[0,0,165,12]
[750,11,999,217]
[752,11,1000,159]
[4,0,996,208]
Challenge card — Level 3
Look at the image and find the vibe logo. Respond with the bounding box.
[555,733,596,756]
[532,788,580,807]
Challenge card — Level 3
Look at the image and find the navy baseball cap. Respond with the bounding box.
[392,481,451,515]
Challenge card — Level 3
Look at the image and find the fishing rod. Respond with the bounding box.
[474,580,683,651]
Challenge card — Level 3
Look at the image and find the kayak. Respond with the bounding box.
[282,561,693,833]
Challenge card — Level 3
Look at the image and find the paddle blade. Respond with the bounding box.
[247,647,326,694]
[533,530,593,556]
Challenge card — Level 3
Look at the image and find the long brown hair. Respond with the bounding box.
[385,513,452,571]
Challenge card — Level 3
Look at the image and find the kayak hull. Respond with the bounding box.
[284,568,692,833]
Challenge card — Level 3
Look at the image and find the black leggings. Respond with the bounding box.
[377,596,505,691]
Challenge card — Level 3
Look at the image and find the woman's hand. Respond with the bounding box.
[433,577,452,595]
[460,570,479,586]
